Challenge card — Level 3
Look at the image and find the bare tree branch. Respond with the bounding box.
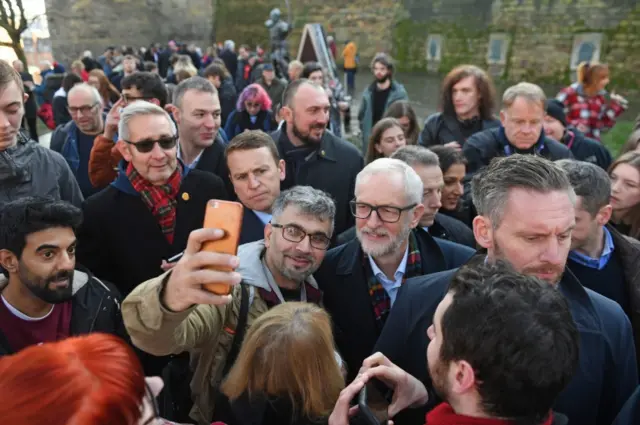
[0,1,9,27]
[0,41,13,48]
[16,0,27,32]
[6,0,15,31]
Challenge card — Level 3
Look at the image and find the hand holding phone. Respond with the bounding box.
[161,227,241,312]
[201,200,244,295]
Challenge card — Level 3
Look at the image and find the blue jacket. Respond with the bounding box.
[373,263,638,425]
[613,385,640,425]
[50,120,80,172]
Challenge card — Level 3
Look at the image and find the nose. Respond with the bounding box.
[295,235,312,253]
[247,173,261,189]
[0,112,10,128]
[453,182,463,196]
[149,141,166,159]
[365,208,383,228]
[203,113,215,129]
[539,239,564,267]
[611,179,622,194]
[58,251,75,270]
[430,192,442,209]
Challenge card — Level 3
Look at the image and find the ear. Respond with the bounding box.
[264,223,273,248]
[374,143,383,155]
[409,204,425,229]
[472,215,493,249]
[148,98,161,107]
[597,204,613,226]
[499,109,506,127]
[166,103,178,119]
[117,140,133,162]
[0,249,18,274]
[278,159,286,181]
[23,93,29,104]
[281,105,293,123]
[450,360,476,395]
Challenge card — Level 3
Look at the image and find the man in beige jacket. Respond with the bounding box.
[122,186,335,424]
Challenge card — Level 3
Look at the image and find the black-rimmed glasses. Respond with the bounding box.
[349,200,417,223]
[123,135,178,153]
[271,223,331,250]
[67,103,99,115]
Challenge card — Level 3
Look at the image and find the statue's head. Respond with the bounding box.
[270,8,281,21]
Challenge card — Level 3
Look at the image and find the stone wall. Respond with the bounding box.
[45,0,640,88]
[45,0,213,65]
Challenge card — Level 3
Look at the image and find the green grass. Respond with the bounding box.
[602,120,634,158]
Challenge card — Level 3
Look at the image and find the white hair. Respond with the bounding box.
[355,158,423,205]
[118,101,177,142]
[224,40,235,51]
[68,83,103,107]
[83,50,93,58]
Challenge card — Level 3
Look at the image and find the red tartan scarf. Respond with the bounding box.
[126,162,182,244]
[426,403,554,425]
[363,230,423,332]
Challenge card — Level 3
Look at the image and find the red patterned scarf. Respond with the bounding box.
[363,230,423,332]
[126,162,182,244]
[426,403,555,425]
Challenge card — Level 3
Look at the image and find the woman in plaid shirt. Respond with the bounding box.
[557,62,628,141]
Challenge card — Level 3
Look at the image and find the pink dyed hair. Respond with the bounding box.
[236,83,272,112]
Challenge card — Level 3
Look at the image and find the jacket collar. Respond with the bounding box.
[275,123,338,162]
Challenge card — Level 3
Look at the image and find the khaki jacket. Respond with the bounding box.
[122,240,319,425]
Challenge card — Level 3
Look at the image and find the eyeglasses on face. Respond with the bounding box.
[122,135,178,153]
[349,200,417,223]
[271,223,331,250]
[67,103,99,115]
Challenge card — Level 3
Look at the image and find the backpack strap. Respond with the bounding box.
[221,283,250,377]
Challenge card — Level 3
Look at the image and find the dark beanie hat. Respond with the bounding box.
[546,99,567,127]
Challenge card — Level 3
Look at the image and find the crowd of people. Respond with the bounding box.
[2,34,640,425]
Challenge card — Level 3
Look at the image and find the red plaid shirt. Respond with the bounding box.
[557,83,627,141]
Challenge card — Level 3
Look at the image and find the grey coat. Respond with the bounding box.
[0,133,83,206]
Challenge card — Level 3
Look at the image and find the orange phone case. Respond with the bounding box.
[201,199,244,295]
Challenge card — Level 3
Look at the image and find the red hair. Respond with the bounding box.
[0,333,145,425]
[237,83,273,112]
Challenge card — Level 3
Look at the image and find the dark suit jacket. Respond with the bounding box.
[77,167,228,297]
[374,263,638,425]
[272,124,364,240]
[194,137,235,200]
[314,228,474,381]
[240,210,266,245]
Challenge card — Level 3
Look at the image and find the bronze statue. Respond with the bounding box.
[265,6,291,79]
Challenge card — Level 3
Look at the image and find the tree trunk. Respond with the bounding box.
[13,39,27,69]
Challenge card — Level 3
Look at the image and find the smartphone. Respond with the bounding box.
[358,382,390,425]
[201,199,244,295]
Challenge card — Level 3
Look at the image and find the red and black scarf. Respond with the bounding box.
[363,230,423,331]
[258,283,323,308]
[126,162,182,244]
[426,403,555,425]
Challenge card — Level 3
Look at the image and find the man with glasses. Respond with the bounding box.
[50,83,106,198]
[88,71,168,188]
[77,101,228,300]
[122,185,335,424]
[314,158,474,382]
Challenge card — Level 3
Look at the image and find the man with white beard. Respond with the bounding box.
[314,158,474,381]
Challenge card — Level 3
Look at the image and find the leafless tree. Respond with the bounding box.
[0,0,34,67]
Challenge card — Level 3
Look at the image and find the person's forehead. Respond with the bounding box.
[0,80,23,105]
[501,188,574,227]
[381,126,403,138]
[182,89,218,107]
[24,227,76,248]
[356,172,405,201]
[413,165,443,184]
[68,89,95,105]
[128,114,172,139]
[294,85,329,107]
[453,76,476,89]
[278,206,330,232]
[505,97,544,115]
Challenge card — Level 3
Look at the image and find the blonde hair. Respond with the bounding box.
[502,82,546,109]
[222,302,344,420]
[608,151,640,239]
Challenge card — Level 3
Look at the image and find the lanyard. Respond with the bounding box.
[260,256,307,304]
[565,131,576,150]
[503,140,545,156]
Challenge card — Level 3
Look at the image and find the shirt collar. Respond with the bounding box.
[568,226,615,270]
[253,210,272,225]
[368,245,409,282]
[177,142,204,169]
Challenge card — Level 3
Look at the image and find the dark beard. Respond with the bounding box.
[19,265,75,304]
[291,119,325,147]
[375,74,390,84]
